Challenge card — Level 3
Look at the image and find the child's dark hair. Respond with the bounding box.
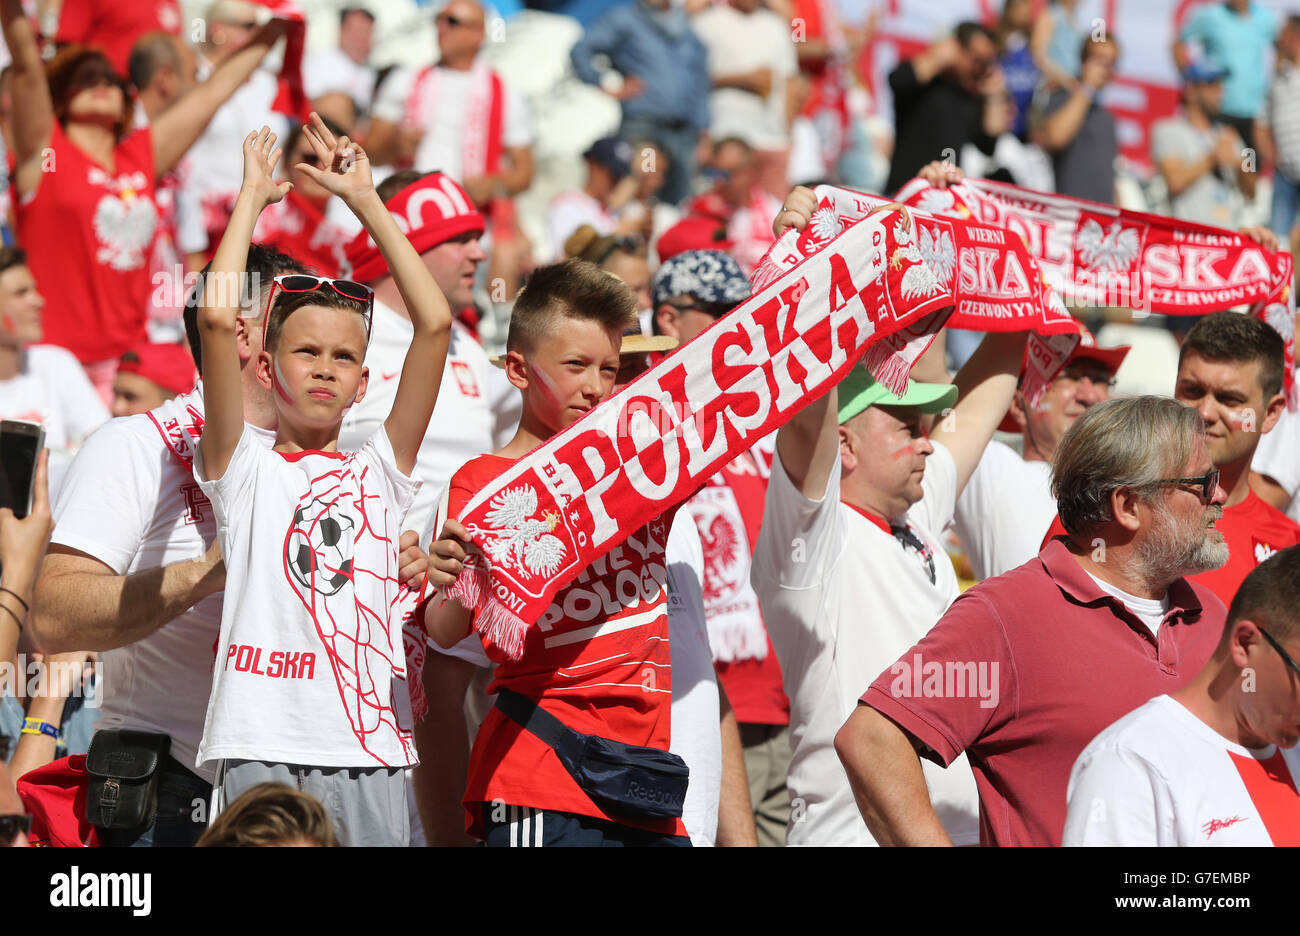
[263,287,371,353]
[507,259,638,356]
[183,244,312,375]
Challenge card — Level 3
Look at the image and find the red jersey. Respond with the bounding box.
[690,443,790,725]
[1190,491,1300,606]
[15,122,159,363]
[56,0,182,76]
[252,191,350,278]
[449,454,685,837]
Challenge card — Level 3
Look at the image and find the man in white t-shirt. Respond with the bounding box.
[953,335,1128,580]
[692,0,797,196]
[366,0,534,208]
[303,7,377,116]
[0,247,109,495]
[185,1,290,247]
[1065,546,1300,846]
[1253,403,1300,523]
[545,137,638,262]
[752,323,1027,845]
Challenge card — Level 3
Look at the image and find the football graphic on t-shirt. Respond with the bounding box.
[287,496,356,596]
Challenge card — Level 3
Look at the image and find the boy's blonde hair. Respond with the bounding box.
[507,259,638,356]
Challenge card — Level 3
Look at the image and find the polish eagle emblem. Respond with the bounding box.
[1076,219,1141,273]
[478,485,567,577]
[891,217,945,300]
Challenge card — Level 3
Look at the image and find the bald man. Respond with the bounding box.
[368,0,534,209]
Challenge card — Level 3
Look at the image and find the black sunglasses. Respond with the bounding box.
[0,813,31,843]
[1147,468,1220,502]
[436,12,475,28]
[1258,626,1300,681]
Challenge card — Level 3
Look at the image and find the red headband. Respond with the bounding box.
[343,172,486,283]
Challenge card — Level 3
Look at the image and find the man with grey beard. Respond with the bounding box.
[834,396,1229,846]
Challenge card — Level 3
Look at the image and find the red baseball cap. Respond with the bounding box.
[997,326,1130,433]
[656,216,733,263]
[118,342,198,396]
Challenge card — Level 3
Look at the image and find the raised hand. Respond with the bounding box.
[295,111,375,205]
[241,126,292,206]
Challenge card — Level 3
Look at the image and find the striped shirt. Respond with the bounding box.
[1263,64,1300,181]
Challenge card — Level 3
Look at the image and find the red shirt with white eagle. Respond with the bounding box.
[448,453,685,838]
[14,122,158,363]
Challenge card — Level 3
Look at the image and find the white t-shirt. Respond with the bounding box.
[372,64,534,183]
[545,189,615,262]
[339,300,520,540]
[665,506,721,847]
[184,58,288,214]
[1253,403,1300,524]
[751,442,980,846]
[303,47,377,112]
[194,424,420,769]
[1083,571,1170,637]
[0,344,109,454]
[1064,694,1300,846]
[951,440,1055,580]
[692,5,797,150]
[48,385,265,782]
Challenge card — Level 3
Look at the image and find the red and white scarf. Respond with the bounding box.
[752,184,1076,403]
[251,0,310,120]
[447,207,954,658]
[895,177,1298,407]
[404,61,505,180]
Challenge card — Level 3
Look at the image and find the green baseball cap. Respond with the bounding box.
[836,368,958,424]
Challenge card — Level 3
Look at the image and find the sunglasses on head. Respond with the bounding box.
[264,275,375,346]
[0,813,31,844]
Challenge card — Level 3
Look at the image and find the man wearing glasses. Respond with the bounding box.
[953,329,1128,580]
[837,396,1228,845]
[1065,546,1300,846]
[1173,312,1300,607]
[368,0,534,210]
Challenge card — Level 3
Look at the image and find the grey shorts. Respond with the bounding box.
[214,759,409,847]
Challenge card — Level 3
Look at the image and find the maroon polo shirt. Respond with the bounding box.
[861,538,1225,846]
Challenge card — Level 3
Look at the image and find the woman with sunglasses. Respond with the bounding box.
[250,115,355,277]
[193,115,452,845]
[0,2,289,405]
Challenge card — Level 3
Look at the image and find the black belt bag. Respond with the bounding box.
[85,730,171,831]
[495,689,689,821]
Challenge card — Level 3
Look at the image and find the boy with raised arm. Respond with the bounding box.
[194,117,452,846]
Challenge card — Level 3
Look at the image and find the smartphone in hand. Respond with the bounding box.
[0,419,45,519]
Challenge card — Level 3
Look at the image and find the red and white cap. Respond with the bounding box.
[997,323,1130,432]
[344,172,486,284]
